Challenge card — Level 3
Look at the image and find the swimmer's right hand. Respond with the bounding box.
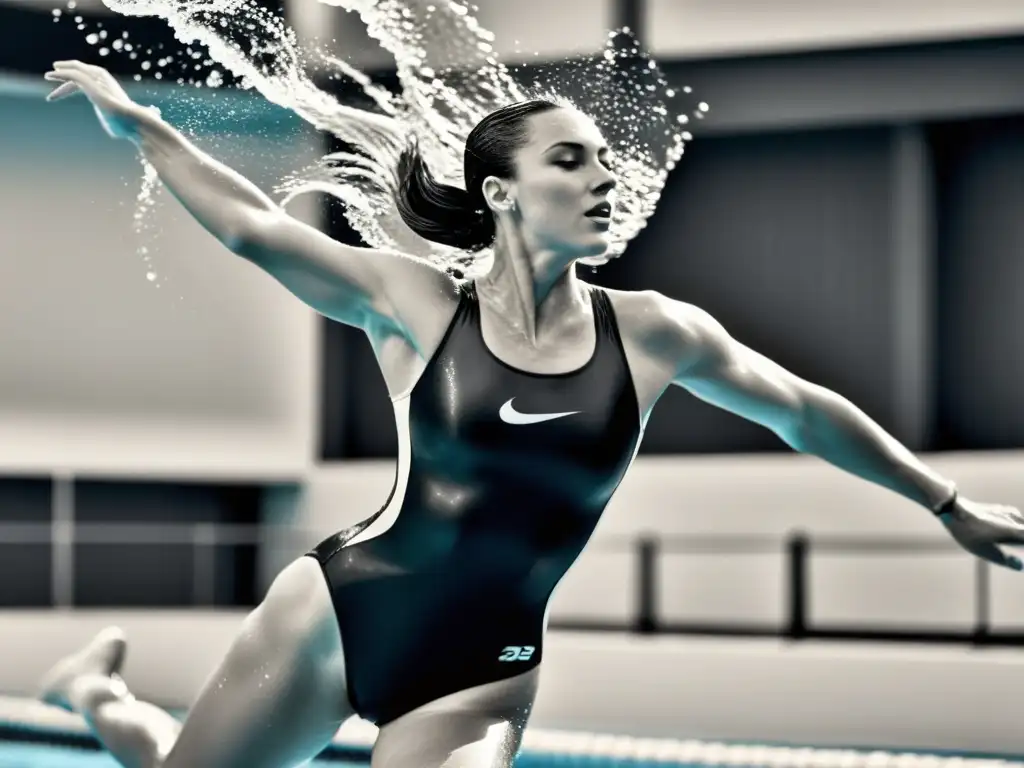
[44,61,152,142]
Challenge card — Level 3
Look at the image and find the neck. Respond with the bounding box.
[475,232,586,345]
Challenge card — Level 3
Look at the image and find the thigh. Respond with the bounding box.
[371,668,539,768]
[162,557,354,768]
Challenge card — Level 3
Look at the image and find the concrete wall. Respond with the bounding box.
[0,83,322,479]
[279,0,1024,68]
[648,0,1024,58]
[280,0,1024,74]
[11,0,1024,60]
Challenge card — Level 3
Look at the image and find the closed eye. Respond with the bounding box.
[553,159,581,170]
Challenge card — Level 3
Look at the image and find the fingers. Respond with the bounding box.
[975,543,1023,571]
[999,551,1023,571]
[44,65,96,103]
[993,510,1024,544]
[44,70,86,103]
[46,61,102,87]
[995,529,1024,545]
[46,81,81,102]
[52,60,93,72]
[44,70,85,86]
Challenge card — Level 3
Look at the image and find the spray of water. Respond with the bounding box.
[56,0,705,278]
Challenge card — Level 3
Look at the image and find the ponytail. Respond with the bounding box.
[394,100,561,257]
[394,143,496,253]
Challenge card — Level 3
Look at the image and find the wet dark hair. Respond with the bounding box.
[395,99,562,258]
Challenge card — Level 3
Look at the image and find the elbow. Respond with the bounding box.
[220,208,277,260]
[220,229,248,253]
[772,396,810,449]
[782,385,850,452]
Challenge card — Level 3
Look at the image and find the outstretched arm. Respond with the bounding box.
[648,292,1024,568]
[668,302,955,512]
[43,61,454,331]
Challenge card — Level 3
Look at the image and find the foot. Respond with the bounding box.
[37,627,128,712]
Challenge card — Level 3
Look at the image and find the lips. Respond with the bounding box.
[584,201,612,219]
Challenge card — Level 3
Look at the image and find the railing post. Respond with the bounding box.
[635,535,659,634]
[974,558,990,643]
[51,472,75,609]
[786,531,809,639]
[192,523,217,608]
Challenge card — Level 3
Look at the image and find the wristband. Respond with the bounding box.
[932,488,958,517]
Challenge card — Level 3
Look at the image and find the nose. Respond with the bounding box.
[592,174,616,197]
[592,165,617,196]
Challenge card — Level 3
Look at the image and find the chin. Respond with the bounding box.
[547,233,610,262]
[578,235,611,259]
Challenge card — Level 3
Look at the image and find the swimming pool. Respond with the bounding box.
[0,742,353,767]
[0,695,1020,768]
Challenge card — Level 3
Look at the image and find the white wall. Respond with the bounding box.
[649,0,1024,58]
[288,0,617,71]
[285,0,1024,71]
[10,0,1024,67]
[0,80,322,479]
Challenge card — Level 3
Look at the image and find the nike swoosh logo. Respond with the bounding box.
[499,398,581,425]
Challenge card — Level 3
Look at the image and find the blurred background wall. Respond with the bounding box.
[2,0,1024,753]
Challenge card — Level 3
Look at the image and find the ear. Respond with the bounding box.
[481,176,515,213]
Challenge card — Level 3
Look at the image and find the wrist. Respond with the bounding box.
[127,103,165,146]
[931,486,958,517]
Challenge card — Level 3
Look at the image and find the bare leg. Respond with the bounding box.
[38,557,354,768]
[371,668,539,768]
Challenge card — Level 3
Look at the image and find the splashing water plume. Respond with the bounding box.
[68,0,702,277]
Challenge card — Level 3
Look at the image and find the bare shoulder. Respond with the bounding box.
[598,286,726,370]
[375,252,463,353]
[376,250,462,316]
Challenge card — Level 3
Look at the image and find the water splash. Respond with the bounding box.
[132,160,164,287]
[63,0,702,277]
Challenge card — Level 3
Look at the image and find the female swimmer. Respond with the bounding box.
[36,60,1024,768]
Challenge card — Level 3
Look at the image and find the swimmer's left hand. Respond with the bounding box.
[939,496,1024,571]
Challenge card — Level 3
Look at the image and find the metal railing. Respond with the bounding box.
[0,521,1016,645]
[557,531,1011,644]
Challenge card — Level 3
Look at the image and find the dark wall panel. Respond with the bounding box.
[319,190,400,460]
[932,116,1024,449]
[600,127,897,453]
[73,481,260,607]
[0,478,52,607]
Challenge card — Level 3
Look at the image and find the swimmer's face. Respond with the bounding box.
[506,108,617,260]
